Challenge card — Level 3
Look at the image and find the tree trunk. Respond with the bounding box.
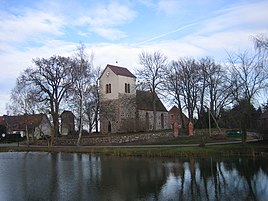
[178,103,185,129]
[25,116,30,147]
[241,113,247,144]
[51,110,59,146]
[77,91,83,146]
[54,101,60,139]
[95,105,99,133]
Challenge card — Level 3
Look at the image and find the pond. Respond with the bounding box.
[0,152,267,201]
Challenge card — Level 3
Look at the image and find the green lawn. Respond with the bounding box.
[1,141,267,158]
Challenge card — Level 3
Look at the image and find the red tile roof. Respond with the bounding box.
[106,64,136,78]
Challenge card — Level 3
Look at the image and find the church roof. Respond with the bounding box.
[103,64,136,78]
[136,90,167,112]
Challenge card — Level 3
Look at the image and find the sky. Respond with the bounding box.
[0,0,268,115]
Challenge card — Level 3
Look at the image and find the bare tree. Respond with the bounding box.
[18,56,74,145]
[69,43,93,145]
[177,58,200,122]
[165,60,186,128]
[166,57,233,131]
[198,58,232,127]
[7,71,56,146]
[84,65,101,133]
[6,79,33,146]
[227,50,268,143]
[7,80,34,115]
[136,51,168,130]
[228,50,267,104]
[253,33,268,52]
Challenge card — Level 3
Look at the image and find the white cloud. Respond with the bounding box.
[0,8,65,51]
[157,0,181,15]
[137,0,268,60]
[199,1,268,35]
[92,27,127,41]
[76,2,136,40]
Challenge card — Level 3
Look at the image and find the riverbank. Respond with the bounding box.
[1,141,267,158]
[1,130,267,157]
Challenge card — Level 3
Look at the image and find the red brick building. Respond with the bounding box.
[168,106,189,129]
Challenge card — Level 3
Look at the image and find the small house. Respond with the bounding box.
[259,108,268,140]
[60,110,75,135]
[168,106,189,130]
[0,114,52,139]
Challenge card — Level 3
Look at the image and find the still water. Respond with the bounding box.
[0,152,267,201]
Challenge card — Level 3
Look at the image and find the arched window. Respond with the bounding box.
[108,121,112,132]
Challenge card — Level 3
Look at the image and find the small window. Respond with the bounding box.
[127,84,130,93]
[106,84,109,93]
[125,83,130,93]
[125,83,127,93]
[108,84,111,93]
[106,83,111,93]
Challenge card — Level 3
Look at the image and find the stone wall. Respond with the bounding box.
[100,99,118,133]
[100,94,169,134]
[34,132,174,146]
[117,94,137,132]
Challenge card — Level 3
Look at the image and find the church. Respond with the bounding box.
[99,64,168,133]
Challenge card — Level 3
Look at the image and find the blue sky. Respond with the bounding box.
[0,0,268,114]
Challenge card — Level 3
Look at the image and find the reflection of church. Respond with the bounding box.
[99,156,167,200]
[99,64,168,133]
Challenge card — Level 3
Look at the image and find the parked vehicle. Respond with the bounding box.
[1,133,24,142]
[226,130,241,137]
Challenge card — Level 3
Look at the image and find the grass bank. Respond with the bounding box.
[1,141,267,158]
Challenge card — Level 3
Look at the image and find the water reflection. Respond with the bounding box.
[0,152,267,201]
[158,157,268,201]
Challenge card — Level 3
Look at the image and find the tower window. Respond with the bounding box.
[125,83,130,93]
[106,84,111,93]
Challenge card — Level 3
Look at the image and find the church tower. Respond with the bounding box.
[99,64,137,133]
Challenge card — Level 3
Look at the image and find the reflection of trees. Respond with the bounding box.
[223,157,268,201]
[159,157,268,201]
